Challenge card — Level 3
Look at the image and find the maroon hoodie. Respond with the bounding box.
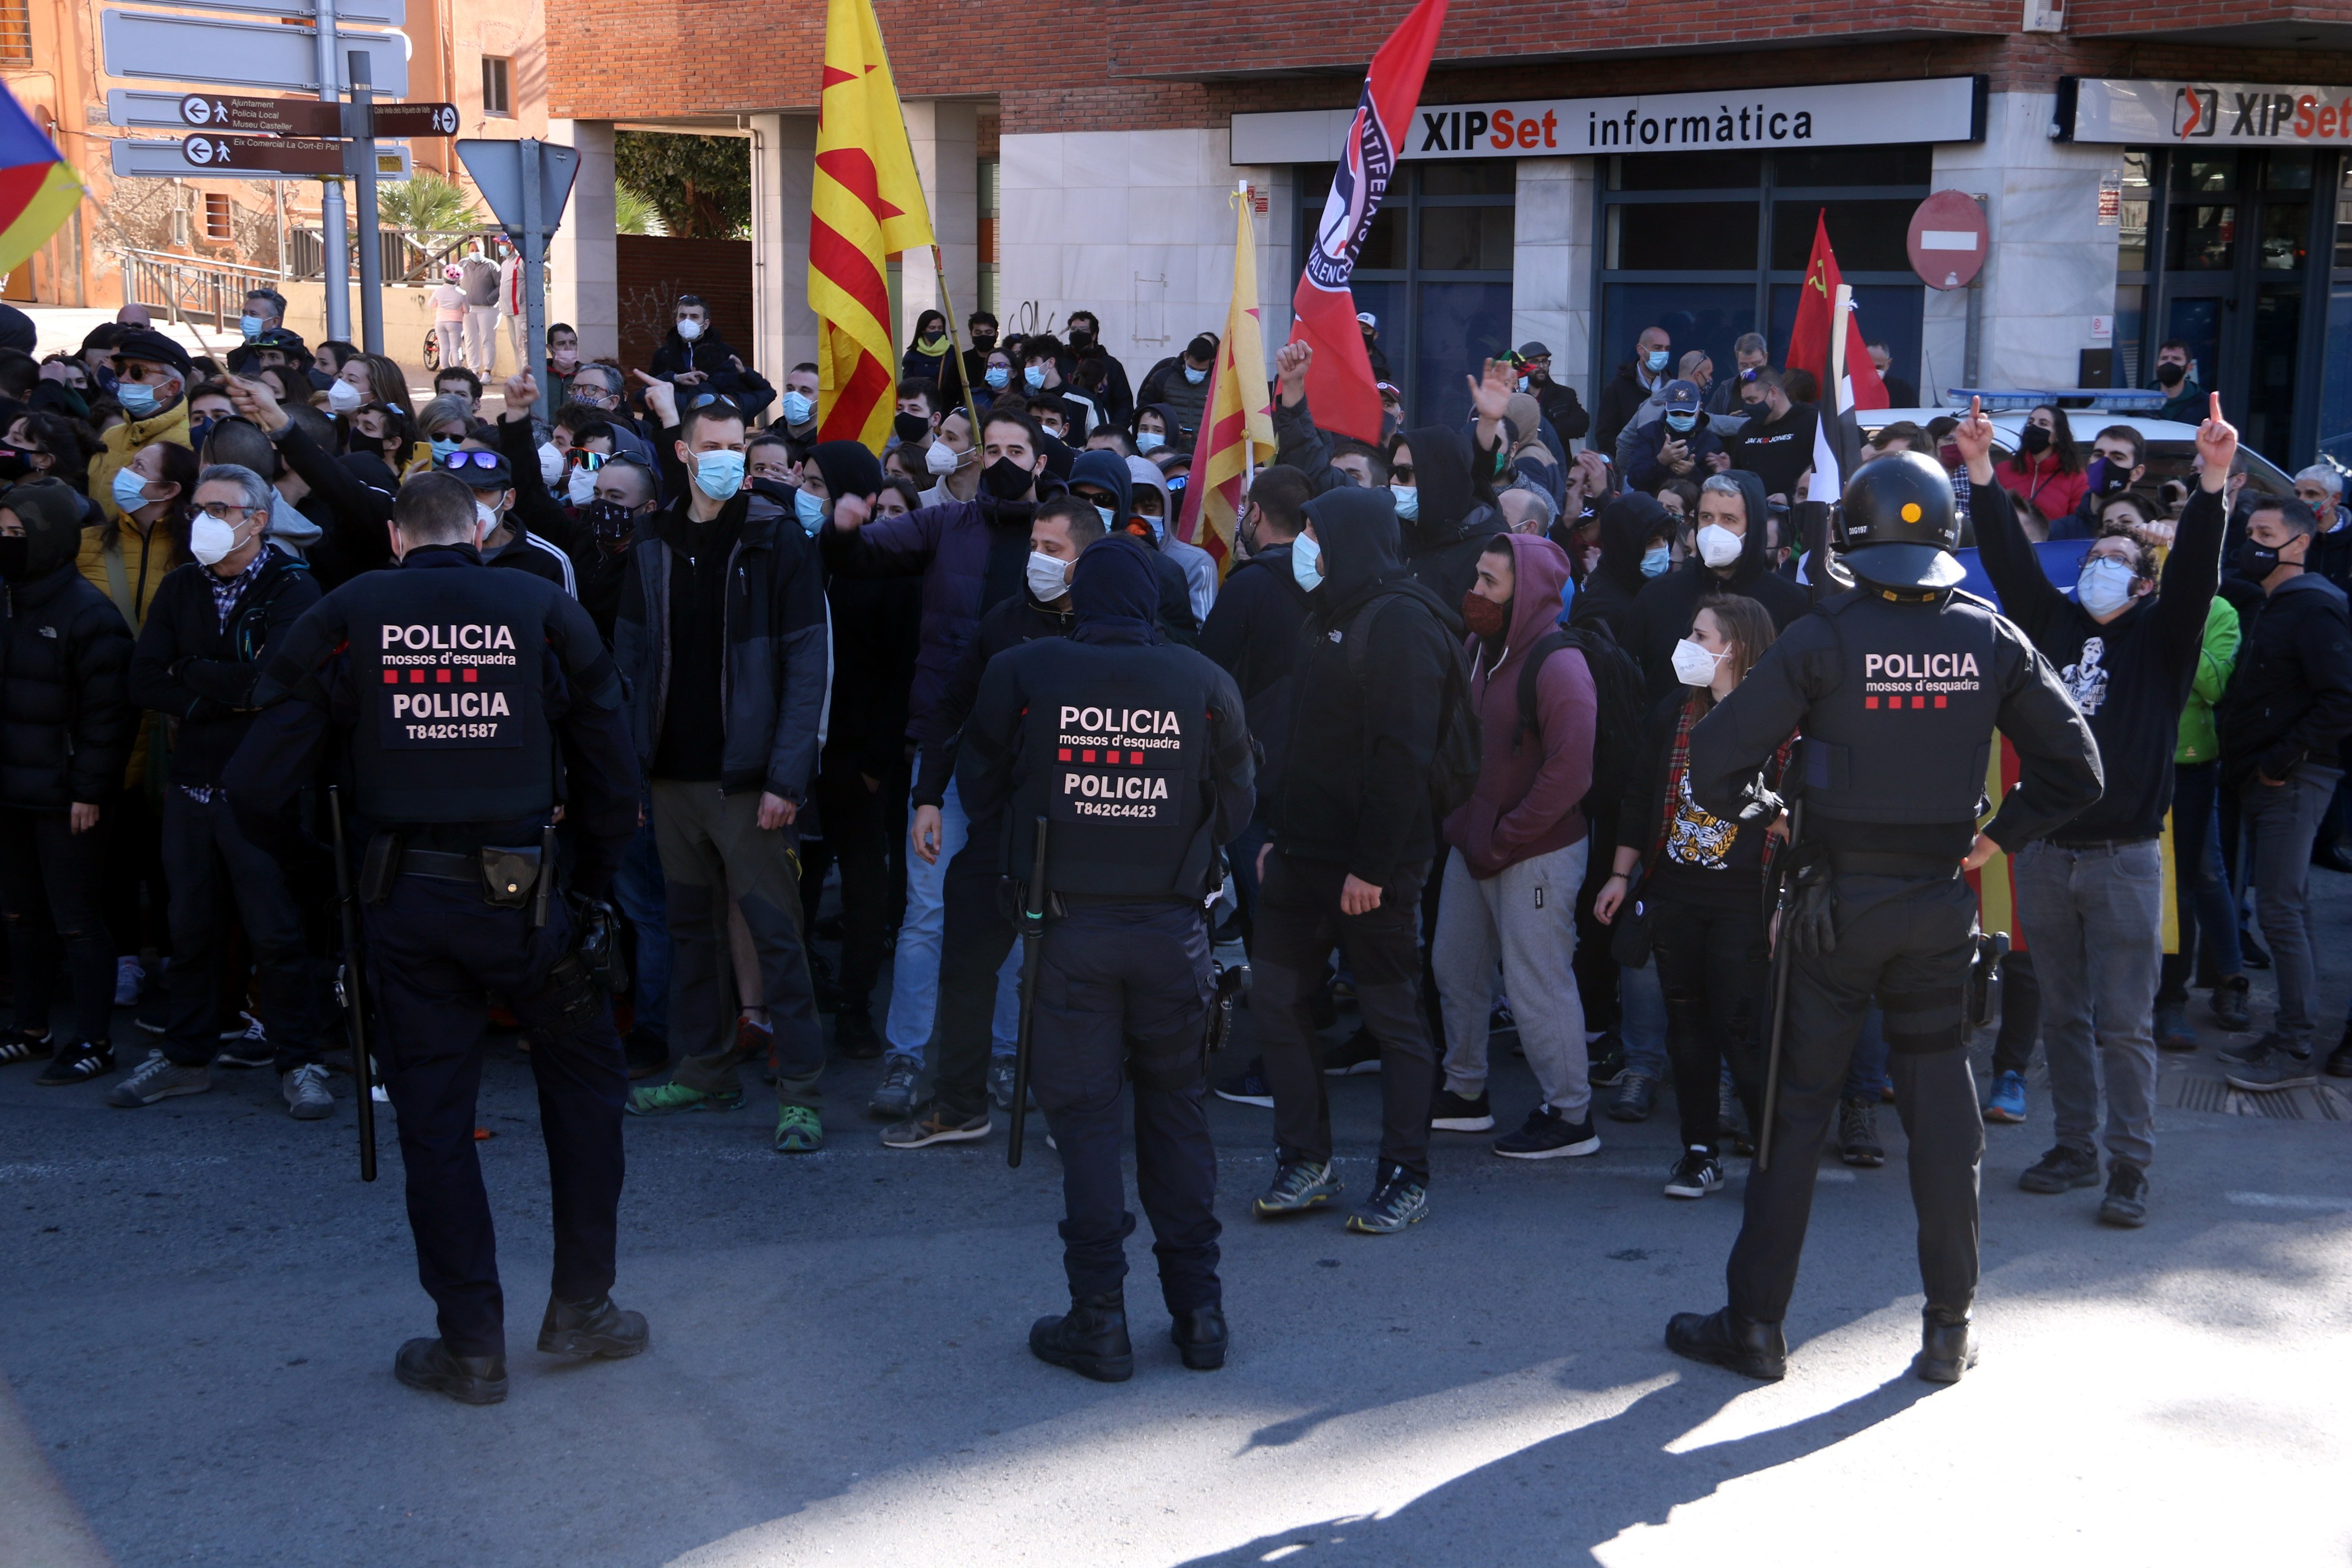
[1441,532,1597,878]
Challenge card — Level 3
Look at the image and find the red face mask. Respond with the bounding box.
[1460,589,1510,639]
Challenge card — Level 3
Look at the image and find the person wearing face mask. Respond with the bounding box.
[616,383,832,1152]
[199,410,325,565]
[0,478,135,1087]
[1719,369,1816,502]
[1371,360,1515,616]
[647,296,775,423]
[113,464,328,1118]
[1994,404,2088,528]
[918,407,980,508]
[87,330,195,527]
[1067,449,1199,646]
[959,311,1001,396]
[1139,333,1219,446]
[1124,453,1216,625]
[1964,394,2229,1223]
[1592,325,1673,461]
[1514,341,1590,444]
[1625,469,1807,701]
[1567,491,1674,645]
[2146,339,2206,424]
[777,362,822,443]
[225,367,406,587]
[1620,380,1727,495]
[889,379,941,470]
[1064,309,1134,428]
[901,309,954,388]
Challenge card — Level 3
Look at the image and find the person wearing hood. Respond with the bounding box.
[1620,380,1727,495]
[1125,453,1216,624]
[0,478,135,1085]
[956,531,1255,1381]
[1251,483,1461,1236]
[1067,449,1198,645]
[647,295,775,423]
[1200,466,1313,848]
[1429,532,1603,1158]
[1391,380,1511,609]
[1625,470,1807,701]
[1570,492,1675,643]
[616,390,832,1155]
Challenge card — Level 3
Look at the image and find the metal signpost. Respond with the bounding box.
[456,138,579,422]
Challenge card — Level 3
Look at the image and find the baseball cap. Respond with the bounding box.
[1355,312,1378,329]
[1663,379,1703,415]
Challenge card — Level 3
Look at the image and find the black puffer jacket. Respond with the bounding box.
[128,552,320,787]
[1624,469,1809,699]
[1199,541,1311,809]
[1396,423,1506,610]
[0,480,135,808]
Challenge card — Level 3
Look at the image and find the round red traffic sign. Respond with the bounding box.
[1907,190,1988,291]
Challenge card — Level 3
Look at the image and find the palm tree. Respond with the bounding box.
[615,185,663,236]
[377,172,478,233]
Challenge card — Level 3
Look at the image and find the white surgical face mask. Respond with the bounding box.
[538,440,564,487]
[677,318,704,341]
[1697,521,1743,568]
[1291,531,1324,592]
[1026,549,1071,602]
[2077,556,2137,618]
[326,378,363,413]
[188,512,241,567]
[924,439,961,476]
[567,465,597,505]
[1672,637,1724,688]
[474,500,500,543]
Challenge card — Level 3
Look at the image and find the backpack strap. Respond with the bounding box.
[1340,591,1403,684]
[1511,630,1572,757]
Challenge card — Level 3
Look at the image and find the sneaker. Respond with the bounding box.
[1492,1104,1601,1160]
[114,955,145,1007]
[1345,1164,1430,1234]
[1430,1087,1494,1132]
[2218,1031,2289,1069]
[1981,1069,2028,1124]
[2329,1035,2352,1080]
[107,1050,209,1107]
[623,1027,669,1080]
[1607,1070,1657,1123]
[0,1028,52,1066]
[2211,974,2252,1032]
[833,1008,883,1061]
[1323,1027,1382,1076]
[1664,1147,1723,1199]
[1214,1060,1275,1108]
[2018,1144,2100,1193]
[282,1062,334,1120]
[772,1104,824,1152]
[1838,1098,1885,1167]
[625,1081,743,1116]
[2098,1162,2149,1227]
[2226,1050,2316,1093]
[1253,1158,1341,1217]
[1588,1042,1629,1088]
[880,1101,992,1148]
[867,1056,920,1120]
[2154,1003,2196,1052]
[214,1014,273,1069]
[35,1041,113,1086]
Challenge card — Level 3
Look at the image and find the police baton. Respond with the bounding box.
[1007,815,1049,1169]
[327,786,377,1183]
[1755,798,1802,1174]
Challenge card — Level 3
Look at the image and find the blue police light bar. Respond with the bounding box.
[1943,388,2169,412]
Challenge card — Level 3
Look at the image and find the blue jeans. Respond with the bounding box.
[2242,761,2343,1051]
[884,776,1021,1066]
[612,801,671,1042]
[1619,957,1666,1079]
[1843,1008,1891,1099]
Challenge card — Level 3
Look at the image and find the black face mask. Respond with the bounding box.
[1069,330,1095,349]
[2094,460,2132,497]
[971,330,997,349]
[0,535,30,582]
[580,498,638,549]
[2235,538,2290,580]
[2019,423,2051,455]
[892,411,930,444]
[981,456,1036,502]
[2154,362,2186,387]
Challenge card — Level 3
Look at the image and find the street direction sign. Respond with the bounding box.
[175,92,342,137]
[181,133,346,175]
[371,102,459,138]
[150,0,406,23]
[456,138,578,236]
[100,9,409,97]
[111,137,410,181]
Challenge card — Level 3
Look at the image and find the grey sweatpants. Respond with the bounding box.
[1431,839,1592,1120]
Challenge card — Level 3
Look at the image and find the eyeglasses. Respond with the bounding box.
[192,502,253,521]
[1390,464,1416,483]
[439,450,505,473]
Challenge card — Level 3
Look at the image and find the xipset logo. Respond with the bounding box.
[2173,87,2217,139]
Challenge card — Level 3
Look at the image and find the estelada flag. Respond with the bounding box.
[0,84,82,278]
[1288,0,1447,444]
[809,0,934,453]
[1784,212,1889,411]
[1174,188,1277,579]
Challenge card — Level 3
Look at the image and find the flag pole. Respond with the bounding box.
[1235,182,1256,518]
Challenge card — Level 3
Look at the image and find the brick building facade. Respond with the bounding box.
[542,1,2352,465]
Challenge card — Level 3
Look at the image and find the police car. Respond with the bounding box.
[1861,389,2298,503]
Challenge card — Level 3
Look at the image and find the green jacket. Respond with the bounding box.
[2175,592,2239,765]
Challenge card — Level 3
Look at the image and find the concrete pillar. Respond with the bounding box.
[751,115,819,380]
[1513,157,1596,409]
[547,119,617,361]
[900,101,978,331]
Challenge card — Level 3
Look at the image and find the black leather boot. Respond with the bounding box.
[1665,1306,1787,1381]
[1030,1291,1133,1382]
[1913,1309,1980,1384]
[394,1337,508,1405]
[1170,1306,1228,1371]
[537,1293,650,1358]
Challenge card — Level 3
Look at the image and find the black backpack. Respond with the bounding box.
[1511,620,1646,824]
[1343,591,1484,823]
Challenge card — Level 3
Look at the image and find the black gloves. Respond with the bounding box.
[1782,841,1837,958]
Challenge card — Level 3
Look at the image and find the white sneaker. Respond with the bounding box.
[114,955,145,1007]
[282,1063,334,1120]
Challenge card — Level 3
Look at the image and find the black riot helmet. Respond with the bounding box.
[1840,450,1964,591]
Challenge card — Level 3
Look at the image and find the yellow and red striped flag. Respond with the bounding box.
[1174,186,1277,576]
[809,0,934,453]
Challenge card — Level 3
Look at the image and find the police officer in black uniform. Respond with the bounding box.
[1666,450,2103,1385]
[956,534,1255,1382]
[227,471,647,1407]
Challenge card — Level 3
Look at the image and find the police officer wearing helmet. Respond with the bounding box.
[226,470,647,1407]
[956,533,1255,1382]
[1667,448,2102,1386]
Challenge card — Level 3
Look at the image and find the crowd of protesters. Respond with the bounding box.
[0,282,2345,1233]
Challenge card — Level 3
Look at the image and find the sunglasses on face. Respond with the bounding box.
[1391,464,1416,483]
[440,450,505,473]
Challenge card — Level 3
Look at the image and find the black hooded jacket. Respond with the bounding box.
[1623,469,1809,700]
[1200,538,1310,810]
[1068,449,1197,646]
[0,480,135,809]
[646,324,774,421]
[1397,424,1507,610]
[1570,492,1672,642]
[1268,486,1461,886]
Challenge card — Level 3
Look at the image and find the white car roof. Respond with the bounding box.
[1867,406,2203,440]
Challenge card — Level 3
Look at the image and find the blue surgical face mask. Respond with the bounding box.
[239,314,266,341]
[1517,377,1529,392]
[2077,556,2137,618]
[1135,430,1165,455]
[1291,530,1324,592]
[1640,543,1672,578]
[1093,504,1115,532]
[1183,364,1207,385]
[793,488,826,533]
[116,380,161,417]
[693,449,745,500]
[111,466,154,514]
[985,366,1011,390]
[780,390,814,426]
[430,437,462,463]
[1391,483,1419,522]
[1645,350,1670,374]
[1023,364,1047,390]
[1665,411,1697,433]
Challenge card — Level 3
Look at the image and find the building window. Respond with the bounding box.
[481,56,511,118]
[203,193,233,242]
[0,0,31,66]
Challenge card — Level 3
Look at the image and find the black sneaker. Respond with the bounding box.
[1429,1087,1494,1131]
[35,1040,113,1086]
[1587,1035,1626,1086]
[1214,1059,1275,1108]
[2098,1162,2149,1227]
[2018,1144,2100,1193]
[1837,1098,1885,1168]
[1664,1147,1723,1199]
[1492,1104,1600,1160]
[2218,1031,2289,1069]
[878,1101,992,1148]
[832,1008,883,1061]
[2226,1050,2317,1093]
[0,1028,53,1066]
[1345,1164,1430,1233]
[1323,1027,1382,1076]
[1487,1000,1516,1037]
[213,1014,273,1069]
[1608,1070,1657,1123]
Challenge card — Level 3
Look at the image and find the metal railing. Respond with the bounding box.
[115,247,284,332]
[287,226,499,285]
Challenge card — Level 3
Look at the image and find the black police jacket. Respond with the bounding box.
[1687,582,2102,861]
[956,635,1254,902]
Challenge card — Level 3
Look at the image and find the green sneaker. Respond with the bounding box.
[626,1081,742,1117]
[774,1104,823,1152]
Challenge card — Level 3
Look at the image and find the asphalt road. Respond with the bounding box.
[5,878,2350,1567]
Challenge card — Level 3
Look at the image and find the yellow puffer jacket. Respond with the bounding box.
[77,518,183,792]
[88,401,193,522]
